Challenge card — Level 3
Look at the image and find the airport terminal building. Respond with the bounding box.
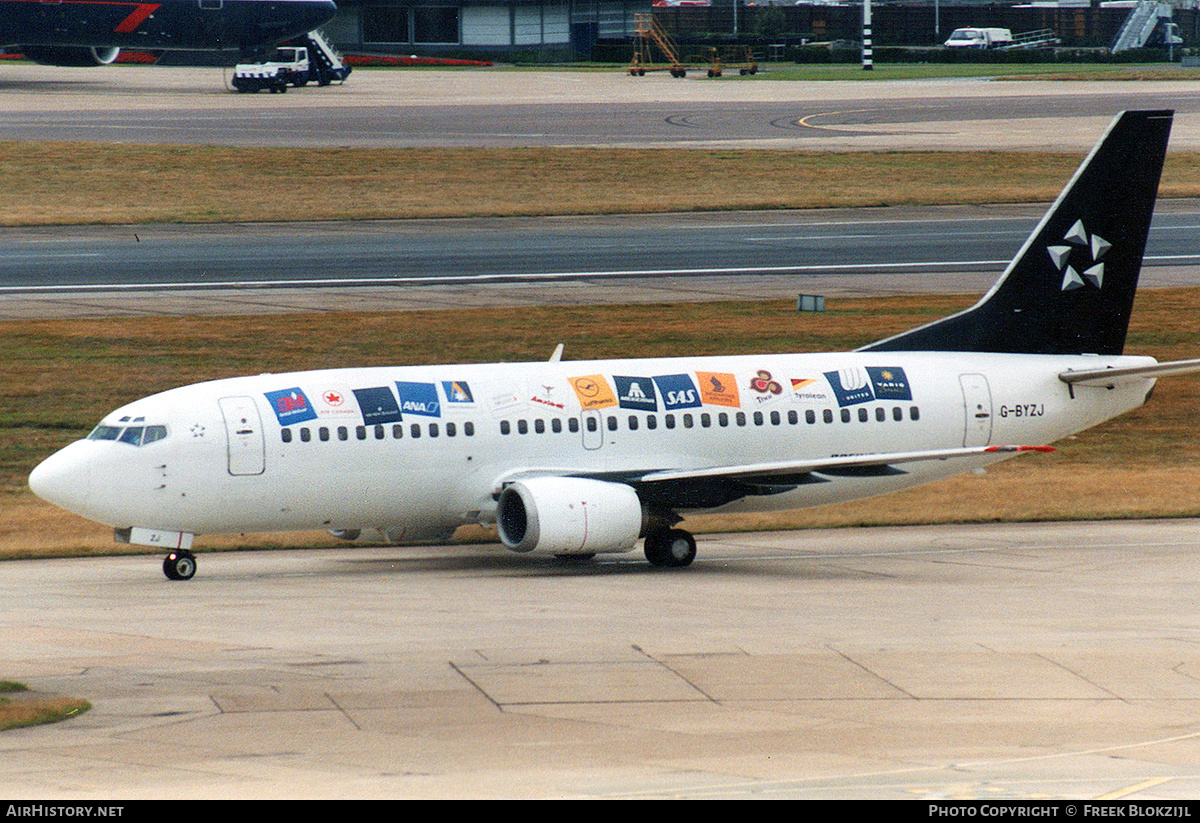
[317,0,1195,61]
[322,0,650,59]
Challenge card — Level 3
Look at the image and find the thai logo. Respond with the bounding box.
[749,369,783,395]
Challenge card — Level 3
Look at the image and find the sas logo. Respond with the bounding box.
[396,381,441,418]
[265,387,317,426]
[653,373,701,410]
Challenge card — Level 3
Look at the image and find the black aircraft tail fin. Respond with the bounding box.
[861,109,1173,356]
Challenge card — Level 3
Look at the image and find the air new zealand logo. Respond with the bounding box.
[1048,219,1111,292]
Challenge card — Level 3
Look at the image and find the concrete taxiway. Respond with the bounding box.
[5,519,1200,799]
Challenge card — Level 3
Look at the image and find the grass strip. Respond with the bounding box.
[6,143,1200,225]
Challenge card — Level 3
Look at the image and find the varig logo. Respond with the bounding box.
[1049,219,1110,292]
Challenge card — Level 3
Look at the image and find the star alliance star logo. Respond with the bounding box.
[1049,219,1111,292]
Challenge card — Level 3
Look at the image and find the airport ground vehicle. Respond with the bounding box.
[231,32,349,93]
[944,27,1014,49]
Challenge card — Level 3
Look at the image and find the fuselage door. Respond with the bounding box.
[218,396,266,476]
[581,410,604,450]
[959,373,993,447]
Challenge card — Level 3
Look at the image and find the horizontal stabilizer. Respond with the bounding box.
[1060,357,1200,387]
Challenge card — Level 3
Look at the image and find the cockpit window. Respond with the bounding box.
[118,427,144,446]
[89,424,168,446]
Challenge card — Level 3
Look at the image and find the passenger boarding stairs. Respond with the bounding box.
[302,29,351,85]
[999,29,1060,50]
[1111,1,1171,53]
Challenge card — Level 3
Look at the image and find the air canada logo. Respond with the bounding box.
[1049,219,1110,292]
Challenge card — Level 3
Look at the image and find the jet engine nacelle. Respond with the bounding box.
[22,46,121,66]
[497,476,643,556]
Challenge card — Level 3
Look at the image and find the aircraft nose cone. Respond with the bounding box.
[29,444,93,517]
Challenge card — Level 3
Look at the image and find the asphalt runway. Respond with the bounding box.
[6,65,1200,800]
[3,63,1200,151]
[6,519,1200,799]
[3,201,1199,318]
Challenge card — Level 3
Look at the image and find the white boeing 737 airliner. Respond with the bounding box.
[29,110,1200,579]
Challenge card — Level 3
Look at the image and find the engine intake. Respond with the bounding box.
[497,477,642,556]
[22,46,120,66]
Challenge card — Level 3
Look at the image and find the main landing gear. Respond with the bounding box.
[643,528,697,568]
[163,549,197,581]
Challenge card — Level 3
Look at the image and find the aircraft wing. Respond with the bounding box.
[632,444,1054,485]
[495,444,1052,494]
[1059,358,1200,387]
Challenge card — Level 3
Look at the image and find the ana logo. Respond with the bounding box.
[1049,219,1110,292]
[395,381,441,418]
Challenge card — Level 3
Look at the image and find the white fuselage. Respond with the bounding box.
[29,350,1155,546]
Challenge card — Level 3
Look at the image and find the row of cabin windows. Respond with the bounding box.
[278,406,923,443]
[499,405,921,435]
[281,421,476,443]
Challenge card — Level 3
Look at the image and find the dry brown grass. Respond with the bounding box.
[6,289,1200,559]
[0,684,90,730]
[6,142,1200,225]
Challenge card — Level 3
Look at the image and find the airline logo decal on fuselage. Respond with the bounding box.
[653,374,701,410]
[569,375,618,410]
[353,386,403,425]
[442,381,475,405]
[613,376,658,412]
[824,367,912,407]
[396,381,440,417]
[265,387,317,426]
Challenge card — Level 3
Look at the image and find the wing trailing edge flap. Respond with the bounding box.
[633,444,1054,486]
[1059,358,1200,387]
